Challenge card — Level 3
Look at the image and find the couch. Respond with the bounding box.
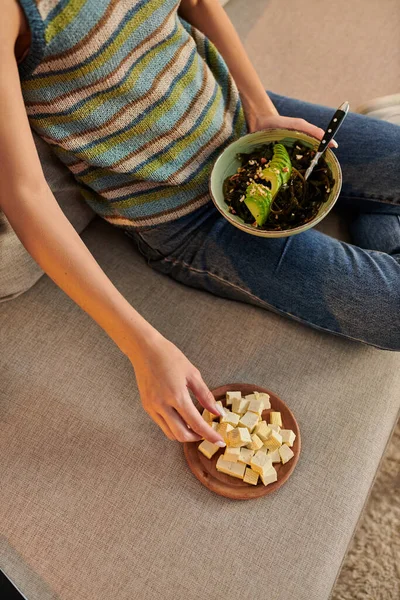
[1,126,400,600]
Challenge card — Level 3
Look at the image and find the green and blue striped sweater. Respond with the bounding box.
[18,0,248,227]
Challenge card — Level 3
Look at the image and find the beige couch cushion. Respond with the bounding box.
[1,219,399,600]
[0,133,94,302]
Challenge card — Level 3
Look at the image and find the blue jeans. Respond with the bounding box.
[125,92,400,351]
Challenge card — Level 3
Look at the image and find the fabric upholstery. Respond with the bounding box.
[0,132,94,302]
[1,219,399,600]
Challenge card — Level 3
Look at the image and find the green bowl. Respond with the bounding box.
[209,128,342,238]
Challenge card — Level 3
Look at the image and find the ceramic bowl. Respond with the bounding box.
[209,128,342,238]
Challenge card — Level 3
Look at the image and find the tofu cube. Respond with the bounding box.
[216,456,233,475]
[216,456,246,479]
[227,461,246,480]
[279,444,295,464]
[247,397,265,416]
[216,400,227,417]
[244,392,270,407]
[198,439,221,459]
[254,420,272,442]
[227,427,252,447]
[226,391,241,406]
[250,450,273,475]
[257,392,271,409]
[223,446,241,462]
[267,448,281,463]
[280,429,296,447]
[260,465,278,486]
[238,411,259,432]
[220,410,240,427]
[244,468,259,486]
[232,397,250,415]
[202,408,217,422]
[238,447,255,465]
[268,423,281,433]
[269,412,282,427]
[263,430,282,452]
[246,433,264,451]
[217,422,234,443]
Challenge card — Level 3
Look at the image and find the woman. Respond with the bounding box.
[1,0,399,446]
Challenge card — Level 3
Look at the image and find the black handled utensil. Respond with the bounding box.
[304,100,350,180]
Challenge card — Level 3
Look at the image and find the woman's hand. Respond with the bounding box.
[246,113,338,148]
[129,331,227,445]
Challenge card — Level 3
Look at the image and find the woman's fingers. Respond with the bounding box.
[162,406,205,443]
[186,372,227,443]
[188,371,224,417]
[141,377,226,444]
[133,338,229,444]
[152,412,176,441]
[175,390,226,445]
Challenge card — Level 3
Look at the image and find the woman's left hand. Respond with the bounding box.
[246,113,338,148]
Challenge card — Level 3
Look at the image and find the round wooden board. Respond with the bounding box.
[183,383,301,500]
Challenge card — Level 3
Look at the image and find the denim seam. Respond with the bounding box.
[162,256,392,350]
[274,237,292,274]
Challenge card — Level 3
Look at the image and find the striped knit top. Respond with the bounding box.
[18,0,248,228]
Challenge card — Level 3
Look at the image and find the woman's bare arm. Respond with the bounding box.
[0,1,226,446]
[178,0,278,122]
[178,0,335,141]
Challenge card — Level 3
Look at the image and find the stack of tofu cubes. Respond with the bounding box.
[198,390,296,486]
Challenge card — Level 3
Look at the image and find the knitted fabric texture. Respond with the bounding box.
[18,0,248,227]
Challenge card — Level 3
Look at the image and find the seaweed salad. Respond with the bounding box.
[223,141,335,230]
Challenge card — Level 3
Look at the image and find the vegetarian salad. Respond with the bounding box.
[223,141,335,231]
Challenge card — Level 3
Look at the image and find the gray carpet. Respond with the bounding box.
[331,421,400,600]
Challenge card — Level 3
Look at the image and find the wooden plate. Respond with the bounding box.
[183,383,301,500]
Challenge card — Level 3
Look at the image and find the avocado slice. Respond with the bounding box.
[261,143,292,189]
[244,182,273,226]
[242,144,292,227]
[260,167,282,197]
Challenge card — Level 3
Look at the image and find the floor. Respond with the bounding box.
[224,1,400,598]
[331,422,400,600]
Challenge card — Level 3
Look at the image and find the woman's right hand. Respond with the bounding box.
[129,331,227,445]
[0,5,225,449]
